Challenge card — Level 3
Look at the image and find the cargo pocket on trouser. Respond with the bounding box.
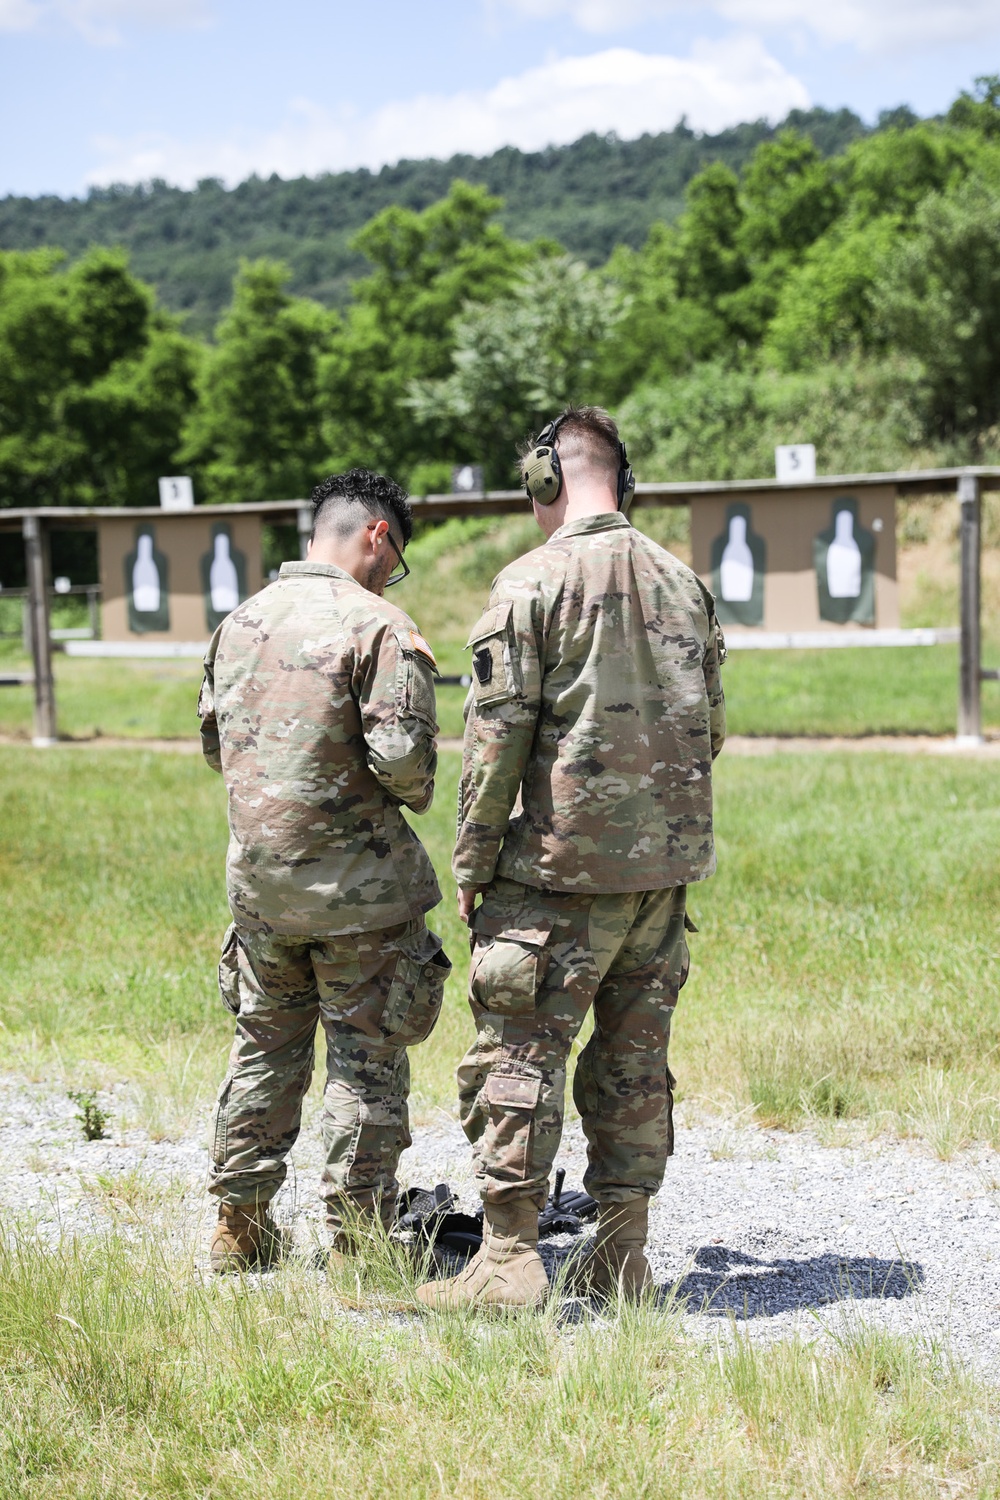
[217,924,241,1015]
[379,927,451,1046]
[668,936,690,1003]
[665,1067,676,1159]
[469,917,554,1017]
[209,1076,233,1176]
[321,1074,410,1207]
[475,1069,542,1185]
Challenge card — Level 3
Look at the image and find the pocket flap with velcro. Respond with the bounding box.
[488,921,556,950]
[485,1071,541,1110]
[465,600,520,706]
[466,599,513,651]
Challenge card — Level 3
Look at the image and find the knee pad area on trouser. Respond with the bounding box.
[574,1046,673,1157]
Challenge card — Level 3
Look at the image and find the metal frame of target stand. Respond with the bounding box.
[2,465,997,746]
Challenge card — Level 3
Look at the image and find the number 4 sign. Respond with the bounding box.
[775,445,816,483]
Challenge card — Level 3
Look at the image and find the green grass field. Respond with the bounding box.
[1,743,1000,1496]
[2,746,997,1146]
[0,642,996,743]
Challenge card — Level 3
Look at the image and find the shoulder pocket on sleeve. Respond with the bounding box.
[394,630,438,727]
[466,600,521,708]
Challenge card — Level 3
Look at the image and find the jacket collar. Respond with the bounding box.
[278,560,358,584]
[549,512,632,543]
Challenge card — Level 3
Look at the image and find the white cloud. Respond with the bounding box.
[86,35,809,188]
[0,0,209,42]
[0,0,41,28]
[499,0,1000,53]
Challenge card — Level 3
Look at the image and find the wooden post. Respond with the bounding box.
[22,515,57,746]
[957,472,982,743]
[297,503,312,561]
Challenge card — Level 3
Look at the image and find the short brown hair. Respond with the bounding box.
[520,405,622,487]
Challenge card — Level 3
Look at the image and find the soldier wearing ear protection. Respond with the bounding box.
[417,406,727,1312]
[521,413,635,511]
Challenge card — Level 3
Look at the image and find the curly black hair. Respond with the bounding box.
[311,469,413,547]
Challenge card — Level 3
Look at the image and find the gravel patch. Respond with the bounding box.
[3,1072,1000,1380]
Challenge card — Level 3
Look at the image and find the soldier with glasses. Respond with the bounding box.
[199,468,449,1271]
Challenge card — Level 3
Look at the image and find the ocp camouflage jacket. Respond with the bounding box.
[453,512,726,893]
[199,560,441,936]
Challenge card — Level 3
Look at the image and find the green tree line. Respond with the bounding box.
[2,78,999,514]
[0,107,870,333]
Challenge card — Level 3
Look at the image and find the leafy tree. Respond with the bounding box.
[0,247,198,507]
[840,123,973,222]
[596,228,725,402]
[321,181,539,481]
[674,163,750,304]
[719,131,843,341]
[738,130,842,262]
[595,165,749,399]
[181,259,339,503]
[408,256,618,486]
[619,359,927,483]
[763,215,901,370]
[763,125,984,371]
[872,178,1000,436]
[947,75,1000,139]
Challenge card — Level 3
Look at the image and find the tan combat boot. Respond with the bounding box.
[210,1202,279,1273]
[571,1199,652,1298]
[415,1197,549,1310]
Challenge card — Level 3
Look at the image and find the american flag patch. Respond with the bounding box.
[410,631,438,669]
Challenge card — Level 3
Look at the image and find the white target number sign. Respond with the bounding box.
[158,476,195,511]
[775,445,816,484]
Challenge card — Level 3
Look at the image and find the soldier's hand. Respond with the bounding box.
[457,886,485,925]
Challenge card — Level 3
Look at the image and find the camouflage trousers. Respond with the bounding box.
[208,918,451,1227]
[459,877,691,1208]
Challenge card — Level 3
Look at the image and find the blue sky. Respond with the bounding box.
[1,1,998,198]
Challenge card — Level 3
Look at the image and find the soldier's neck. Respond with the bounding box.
[307,535,370,586]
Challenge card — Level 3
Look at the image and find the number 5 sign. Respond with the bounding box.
[158,476,195,511]
[775,445,816,483]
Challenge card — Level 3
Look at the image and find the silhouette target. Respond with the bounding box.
[710,502,766,626]
[124,524,170,634]
[814,497,875,625]
[200,522,249,632]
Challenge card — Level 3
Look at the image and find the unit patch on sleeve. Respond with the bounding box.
[465,600,520,707]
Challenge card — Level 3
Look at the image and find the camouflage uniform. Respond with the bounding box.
[198,560,450,1225]
[454,512,725,1208]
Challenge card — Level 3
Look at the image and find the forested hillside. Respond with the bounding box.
[1,77,998,531]
[0,107,873,332]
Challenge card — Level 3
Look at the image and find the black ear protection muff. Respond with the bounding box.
[522,415,636,513]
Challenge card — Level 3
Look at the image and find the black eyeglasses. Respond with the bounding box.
[384,530,410,587]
